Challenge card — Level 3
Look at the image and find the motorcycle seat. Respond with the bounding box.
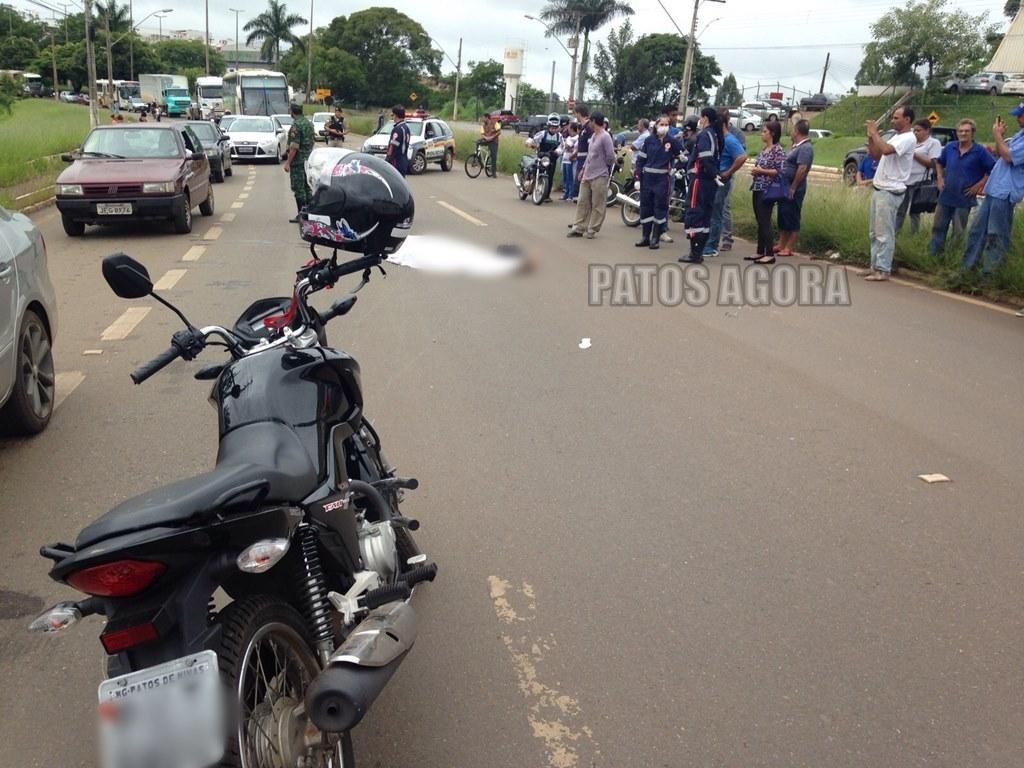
[75,422,319,548]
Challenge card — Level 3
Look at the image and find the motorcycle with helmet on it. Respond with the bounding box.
[29,152,435,768]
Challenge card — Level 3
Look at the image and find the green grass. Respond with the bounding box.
[0,99,92,207]
[729,170,1024,298]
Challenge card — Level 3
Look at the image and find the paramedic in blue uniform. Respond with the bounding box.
[386,104,411,176]
[681,107,722,263]
[634,116,686,249]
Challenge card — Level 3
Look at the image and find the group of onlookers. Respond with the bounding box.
[855,104,1023,282]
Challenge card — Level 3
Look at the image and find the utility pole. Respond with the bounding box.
[306,0,313,102]
[84,0,99,127]
[229,9,242,72]
[128,0,133,80]
[49,29,58,100]
[204,0,209,75]
[549,59,555,113]
[678,0,725,115]
[453,37,462,121]
[818,52,830,95]
[568,11,580,104]
[105,14,114,108]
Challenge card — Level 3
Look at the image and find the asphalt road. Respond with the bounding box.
[1,153,1022,768]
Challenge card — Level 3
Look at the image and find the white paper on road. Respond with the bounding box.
[578,338,592,349]
[387,235,524,277]
[918,473,951,484]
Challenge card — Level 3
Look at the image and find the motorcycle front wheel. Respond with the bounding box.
[620,190,641,227]
[532,172,550,205]
[215,595,349,768]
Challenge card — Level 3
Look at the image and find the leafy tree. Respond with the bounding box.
[1005,0,1019,19]
[0,4,47,40]
[715,72,741,106]
[591,19,635,106]
[281,39,367,103]
[0,73,19,114]
[463,59,504,109]
[154,40,225,75]
[860,0,997,85]
[95,0,130,34]
[244,0,306,68]
[0,36,39,70]
[539,0,634,101]
[517,81,548,113]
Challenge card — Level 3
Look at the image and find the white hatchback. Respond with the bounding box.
[222,116,288,163]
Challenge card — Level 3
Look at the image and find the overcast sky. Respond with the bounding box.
[13,0,1012,97]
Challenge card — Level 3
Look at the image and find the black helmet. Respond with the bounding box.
[300,153,414,255]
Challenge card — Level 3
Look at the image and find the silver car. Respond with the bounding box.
[0,207,58,435]
[964,72,1007,95]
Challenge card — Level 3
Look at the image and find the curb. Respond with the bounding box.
[22,196,56,214]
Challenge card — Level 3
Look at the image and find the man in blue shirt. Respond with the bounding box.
[930,118,994,255]
[704,109,747,257]
[962,105,1024,274]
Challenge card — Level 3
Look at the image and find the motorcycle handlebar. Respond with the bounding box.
[130,344,182,385]
[307,253,383,290]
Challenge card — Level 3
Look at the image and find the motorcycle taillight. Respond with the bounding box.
[67,560,167,597]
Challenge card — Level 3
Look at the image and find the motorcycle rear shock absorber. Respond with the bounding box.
[298,524,335,664]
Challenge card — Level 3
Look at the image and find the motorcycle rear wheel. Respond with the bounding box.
[606,179,621,206]
[215,595,349,768]
[620,190,641,227]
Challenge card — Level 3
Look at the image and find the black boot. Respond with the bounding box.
[680,233,706,263]
[289,199,303,224]
[635,222,651,247]
[649,223,662,249]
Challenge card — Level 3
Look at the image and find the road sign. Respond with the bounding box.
[316,88,331,99]
[409,91,418,102]
[928,110,940,125]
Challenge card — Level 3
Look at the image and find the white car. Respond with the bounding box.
[221,116,288,163]
[59,90,76,103]
[807,129,834,139]
[311,112,332,142]
[0,207,57,435]
[1003,74,1024,95]
[360,117,456,174]
[272,113,294,130]
[729,109,762,132]
[127,96,147,112]
[305,146,353,193]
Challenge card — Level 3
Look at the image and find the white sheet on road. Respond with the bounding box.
[387,235,524,277]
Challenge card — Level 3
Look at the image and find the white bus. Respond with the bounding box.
[222,70,290,116]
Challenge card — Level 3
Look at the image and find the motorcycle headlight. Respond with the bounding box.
[143,181,175,194]
[540,156,550,167]
[57,184,83,196]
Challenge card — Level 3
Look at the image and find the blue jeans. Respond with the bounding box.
[869,188,904,273]
[704,176,732,254]
[962,195,1014,274]
[928,203,971,255]
[561,160,576,199]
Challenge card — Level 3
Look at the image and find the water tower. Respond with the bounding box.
[503,47,524,112]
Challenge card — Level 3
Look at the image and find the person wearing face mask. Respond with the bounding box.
[634,117,686,249]
[681,107,722,263]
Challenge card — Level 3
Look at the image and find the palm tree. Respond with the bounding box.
[95,0,130,33]
[540,0,634,101]
[243,0,307,69]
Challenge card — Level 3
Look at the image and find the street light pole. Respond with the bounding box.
[453,38,461,121]
[83,0,99,127]
[677,0,725,115]
[524,14,573,102]
[49,29,58,101]
[156,12,165,40]
[570,11,581,102]
[129,0,133,81]
[204,0,209,75]
[306,0,313,103]
[229,8,242,72]
[549,60,555,112]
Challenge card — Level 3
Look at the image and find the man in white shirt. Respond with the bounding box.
[864,106,917,281]
[896,118,943,233]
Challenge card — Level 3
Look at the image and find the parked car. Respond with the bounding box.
[127,95,147,112]
[217,114,239,131]
[0,207,57,435]
[841,125,957,185]
[1002,74,1024,95]
[59,90,76,103]
[361,116,456,174]
[942,74,967,94]
[272,113,294,130]
[222,115,288,163]
[183,120,233,183]
[55,124,215,235]
[742,101,788,121]
[807,129,834,139]
[310,112,332,142]
[963,72,1008,95]
[488,109,521,129]
[729,109,762,131]
[798,93,830,111]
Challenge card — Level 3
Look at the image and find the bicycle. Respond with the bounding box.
[465,139,498,179]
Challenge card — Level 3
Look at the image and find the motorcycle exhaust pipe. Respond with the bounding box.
[616,192,639,208]
[306,601,417,733]
[513,173,523,193]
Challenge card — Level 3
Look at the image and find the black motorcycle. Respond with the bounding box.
[30,248,436,768]
[513,149,555,205]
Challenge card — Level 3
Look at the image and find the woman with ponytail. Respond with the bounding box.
[681,107,722,263]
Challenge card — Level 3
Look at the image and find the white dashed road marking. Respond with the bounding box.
[153,269,187,291]
[101,307,150,341]
[182,245,206,261]
[53,371,85,412]
[204,227,223,241]
[219,213,236,223]
[231,202,244,209]
[238,193,250,200]
[82,349,103,356]
[437,200,487,227]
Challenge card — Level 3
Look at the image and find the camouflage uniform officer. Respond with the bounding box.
[283,102,315,223]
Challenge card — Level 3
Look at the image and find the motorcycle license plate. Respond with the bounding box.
[97,650,224,768]
[96,203,132,215]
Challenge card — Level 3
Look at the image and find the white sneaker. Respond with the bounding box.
[660,232,673,243]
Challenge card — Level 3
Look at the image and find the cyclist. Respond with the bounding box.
[527,114,565,203]
[478,114,501,177]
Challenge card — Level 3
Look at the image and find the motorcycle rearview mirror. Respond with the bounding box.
[102,253,153,298]
[101,252,196,328]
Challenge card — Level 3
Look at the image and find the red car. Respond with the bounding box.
[56,124,215,236]
[488,109,520,129]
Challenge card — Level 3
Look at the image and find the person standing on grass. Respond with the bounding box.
[961,104,1024,276]
[704,108,747,258]
[864,106,916,281]
[680,107,723,264]
[929,118,993,255]
[895,119,942,233]
[567,111,615,239]
[747,121,786,263]
[775,119,814,258]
